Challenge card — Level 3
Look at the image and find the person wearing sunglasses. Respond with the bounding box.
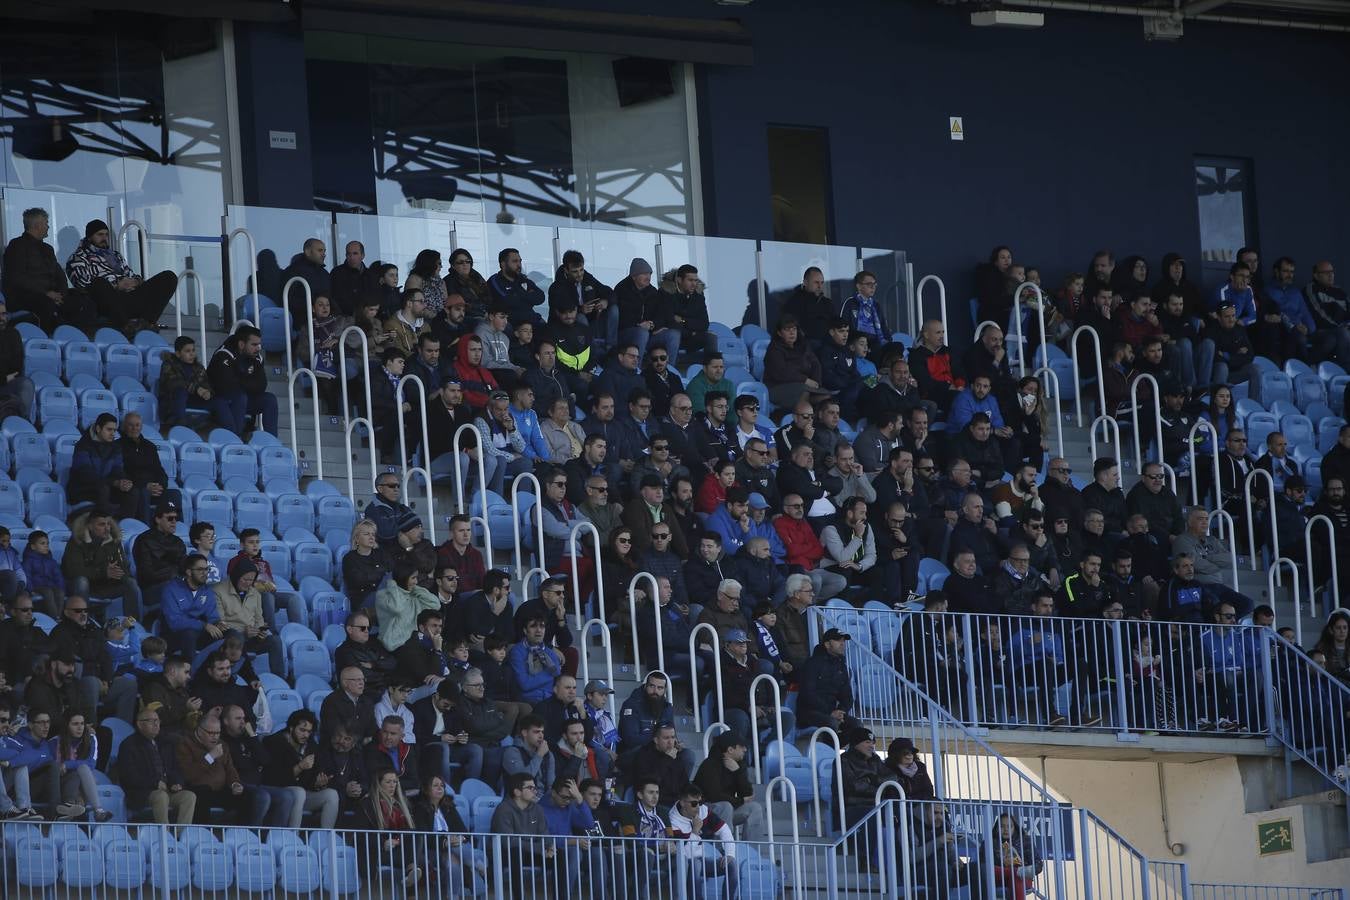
[643,344,685,418]
[366,474,416,553]
[0,699,42,820]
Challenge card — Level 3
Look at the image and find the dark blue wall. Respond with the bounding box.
[233,1,1350,339]
[234,24,315,210]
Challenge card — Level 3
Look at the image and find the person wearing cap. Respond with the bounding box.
[837,726,889,826]
[693,730,766,842]
[391,511,438,585]
[1205,301,1257,386]
[487,247,545,328]
[213,558,282,675]
[883,737,935,802]
[64,217,176,329]
[581,680,619,768]
[160,553,223,659]
[796,627,858,732]
[473,388,529,496]
[615,257,679,362]
[720,627,793,746]
[67,411,138,519]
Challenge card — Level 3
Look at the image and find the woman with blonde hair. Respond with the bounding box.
[358,769,423,886]
[341,520,389,609]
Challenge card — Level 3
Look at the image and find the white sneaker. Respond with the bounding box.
[1333,764,1350,783]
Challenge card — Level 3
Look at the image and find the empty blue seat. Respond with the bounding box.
[78,389,118,428]
[234,844,276,894]
[260,306,290,354]
[194,491,234,531]
[290,639,332,682]
[278,846,320,894]
[145,346,168,389]
[293,542,332,583]
[234,492,273,532]
[1280,414,1314,450]
[104,344,142,383]
[103,838,146,890]
[192,843,234,891]
[219,444,259,484]
[24,340,62,378]
[1246,412,1278,452]
[261,539,293,582]
[274,493,314,534]
[720,337,749,370]
[316,496,356,536]
[178,442,217,482]
[1255,371,1293,407]
[16,836,60,889]
[27,482,66,523]
[64,341,103,382]
[37,386,77,425]
[259,446,298,484]
[1318,418,1347,453]
[121,390,158,427]
[61,836,105,888]
[0,481,24,519]
[266,689,303,731]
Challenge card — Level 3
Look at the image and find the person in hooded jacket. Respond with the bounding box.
[1151,252,1205,319]
[615,258,679,361]
[449,334,499,413]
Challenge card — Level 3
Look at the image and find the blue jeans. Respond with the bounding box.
[211,390,279,436]
[1213,358,1257,387]
[0,764,32,811]
[248,784,290,826]
[424,741,484,788]
[620,326,681,362]
[1195,338,1217,386]
[1167,338,1197,387]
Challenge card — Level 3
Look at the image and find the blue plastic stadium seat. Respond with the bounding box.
[234,843,277,894]
[104,344,142,383]
[78,388,118,429]
[122,390,158,427]
[23,340,62,378]
[278,846,320,894]
[261,539,293,582]
[63,341,103,382]
[194,491,234,531]
[192,843,234,891]
[219,444,260,484]
[720,337,749,370]
[1254,371,1293,408]
[293,542,332,583]
[1245,412,1278,452]
[27,482,66,523]
[1280,414,1314,450]
[259,446,299,484]
[1294,373,1326,412]
[316,496,356,536]
[274,493,315,534]
[1318,418,1347,453]
[17,836,60,889]
[290,639,332,682]
[260,307,290,354]
[38,386,77,425]
[0,481,24,520]
[266,689,303,731]
[103,838,146,890]
[234,491,273,533]
[178,442,217,482]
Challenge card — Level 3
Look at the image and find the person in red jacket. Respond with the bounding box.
[772,493,848,598]
[907,319,965,413]
[450,334,498,413]
[1113,293,1163,350]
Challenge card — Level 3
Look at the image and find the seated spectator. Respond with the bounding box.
[2,206,94,331]
[540,395,586,464]
[670,264,712,355]
[621,723,689,809]
[615,257,678,361]
[175,713,248,823]
[690,390,739,472]
[820,497,877,592]
[617,672,686,764]
[189,650,257,723]
[882,737,935,802]
[320,667,378,744]
[1206,302,1257,386]
[763,314,829,409]
[1127,461,1185,539]
[364,715,419,795]
[545,295,599,387]
[383,288,430,357]
[840,270,890,351]
[774,495,849,599]
[685,353,734,417]
[21,531,65,619]
[1055,551,1110,618]
[140,658,198,744]
[837,726,891,827]
[314,722,368,818]
[213,559,281,674]
[260,708,340,828]
[474,302,525,389]
[796,628,859,733]
[161,554,223,659]
[456,667,517,785]
[509,616,565,704]
[0,301,35,421]
[207,324,277,436]
[943,552,997,614]
[220,703,289,827]
[278,237,331,323]
[490,772,554,888]
[474,389,530,497]
[580,473,625,545]
[367,347,414,462]
[735,536,785,609]
[503,713,557,789]
[774,574,816,670]
[449,334,499,414]
[454,569,516,646]
[549,248,612,333]
[376,559,440,654]
[635,575,702,690]
[389,513,438,585]
[949,414,1008,491]
[949,493,1000,573]
[157,336,213,427]
[1305,260,1350,359]
[1256,430,1300,493]
[119,413,176,522]
[410,771,488,896]
[115,706,196,824]
[48,592,136,722]
[909,319,965,412]
[488,248,546,328]
[1261,476,1310,567]
[512,576,578,677]
[554,719,606,783]
[644,343,685,419]
[67,413,137,520]
[1081,457,1128,536]
[333,610,396,699]
[52,712,113,821]
[1010,594,1099,726]
[358,768,425,888]
[68,218,177,330]
[395,609,451,690]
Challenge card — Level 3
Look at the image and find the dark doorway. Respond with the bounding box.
[767,125,833,244]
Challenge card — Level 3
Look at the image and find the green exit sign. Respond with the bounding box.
[1257,819,1293,856]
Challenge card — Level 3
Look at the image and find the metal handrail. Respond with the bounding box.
[873,781,910,898]
[748,673,786,785]
[1031,364,1065,459]
[1243,467,1278,574]
[286,367,324,482]
[117,219,148,277]
[1208,508,1241,592]
[1268,558,1303,644]
[577,616,616,720]
[763,774,805,893]
[916,274,948,341]
[1187,418,1223,510]
[395,374,434,543]
[281,276,316,382]
[628,572,662,677]
[690,622,724,732]
[1011,282,1048,378]
[701,719,729,760]
[172,267,207,353]
[224,225,260,329]
[567,520,602,629]
[338,325,377,501]
[1130,372,1163,474]
[1305,515,1340,619]
[1159,460,1179,498]
[1090,413,1123,472]
[805,726,847,837]
[453,424,494,571]
[1071,324,1106,427]
[510,472,545,585]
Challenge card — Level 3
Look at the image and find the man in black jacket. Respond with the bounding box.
[1,207,94,330]
[120,412,177,523]
[334,611,397,699]
[776,442,841,530]
[693,730,766,841]
[671,264,711,356]
[116,707,196,824]
[819,319,867,420]
[548,250,612,352]
[280,238,331,323]
[319,667,378,743]
[795,629,858,732]
[260,708,341,828]
[190,651,258,725]
[49,594,136,721]
[615,257,678,361]
[619,723,687,808]
[533,673,588,745]
[781,267,834,344]
[0,301,34,421]
[394,609,451,687]
[1080,457,1129,536]
[409,680,481,787]
[328,241,365,316]
[207,325,278,436]
[0,594,49,695]
[220,703,287,826]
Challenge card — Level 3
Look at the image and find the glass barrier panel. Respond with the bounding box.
[1,189,110,262]
[334,212,454,279]
[479,222,559,295]
[759,239,859,327]
[224,204,333,314]
[555,225,659,295]
[150,238,225,326]
[656,234,760,332]
[862,247,913,337]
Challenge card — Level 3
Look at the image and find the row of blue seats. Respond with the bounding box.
[18,326,177,392]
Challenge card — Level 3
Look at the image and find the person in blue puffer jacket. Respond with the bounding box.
[159,553,224,659]
[0,701,42,819]
[9,712,68,816]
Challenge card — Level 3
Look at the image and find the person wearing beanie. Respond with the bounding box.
[213,558,283,674]
[65,217,178,330]
[615,257,680,362]
[837,726,890,827]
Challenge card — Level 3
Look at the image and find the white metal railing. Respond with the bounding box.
[1033,364,1066,458]
[1011,282,1049,378]
[224,223,260,329]
[690,622,724,732]
[1130,372,1163,474]
[1071,324,1107,427]
[338,325,377,501]
[916,274,948,342]
[451,426,495,573]
[1243,467,1278,574]
[762,773,806,892]
[1090,413,1124,472]
[510,471,544,587]
[1188,417,1223,509]
[873,780,911,897]
[172,267,208,354]
[281,275,315,382]
[396,374,435,543]
[1267,558,1303,644]
[577,615,617,720]
[747,673,786,785]
[567,520,603,628]
[286,367,325,483]
[701,718,729,760]
[804,726,847,837]
[628,571,662,677]
[117,218,148,277]
[1304,514,1340,619]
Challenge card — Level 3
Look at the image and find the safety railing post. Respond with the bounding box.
[1267,558,1303,644]
[763,774,803,892]
[1032,364,1067,459]
[395,374,434,542]
[689,623,724,732]
[451,423,488,514]
[1011,282,1049,378]
[1187,418,1223,511]
[224,223,260,329]
[281,276,316,382]
[805,726,847,837]
[1090,414,1123,473]
[748,673,785,784]
[1078,809,1095,900]
[873,782,907,898]
[1305,514,1339,618]
[959,614,980,727]
[287,367,325,482]
[567,520,602,627]
[117,218,149,277]
[916,274,948,343]
[338,325,377,501]
[510,472,545,585]
[1208,509,1241,592]
[754,246,767,332]
[577,616,615,719]
[1244,468,1278,573]
[1110,618,1137,741]
[628,572,662,677]
[1130,372,1163,474]
[701,718,729,760]
[1071,324,1106,427]
[173,267,208,353]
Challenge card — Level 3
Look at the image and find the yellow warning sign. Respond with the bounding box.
[949,117,964,141]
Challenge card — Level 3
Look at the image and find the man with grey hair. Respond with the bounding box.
[2,207,94,330]
[695,579,749,647]
[775,574,816,672]
[1171,506,1236,586]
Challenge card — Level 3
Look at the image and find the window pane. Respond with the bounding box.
[1195,160,1251,264]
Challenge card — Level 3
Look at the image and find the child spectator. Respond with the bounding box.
[0,525,26,604]
[477,635,522,702]
[750,601,790,682]
[135,635,168,681]
[445,634,473,684]
[22,530,65,617]
[105,617,139,676]
[157,335,213,427]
